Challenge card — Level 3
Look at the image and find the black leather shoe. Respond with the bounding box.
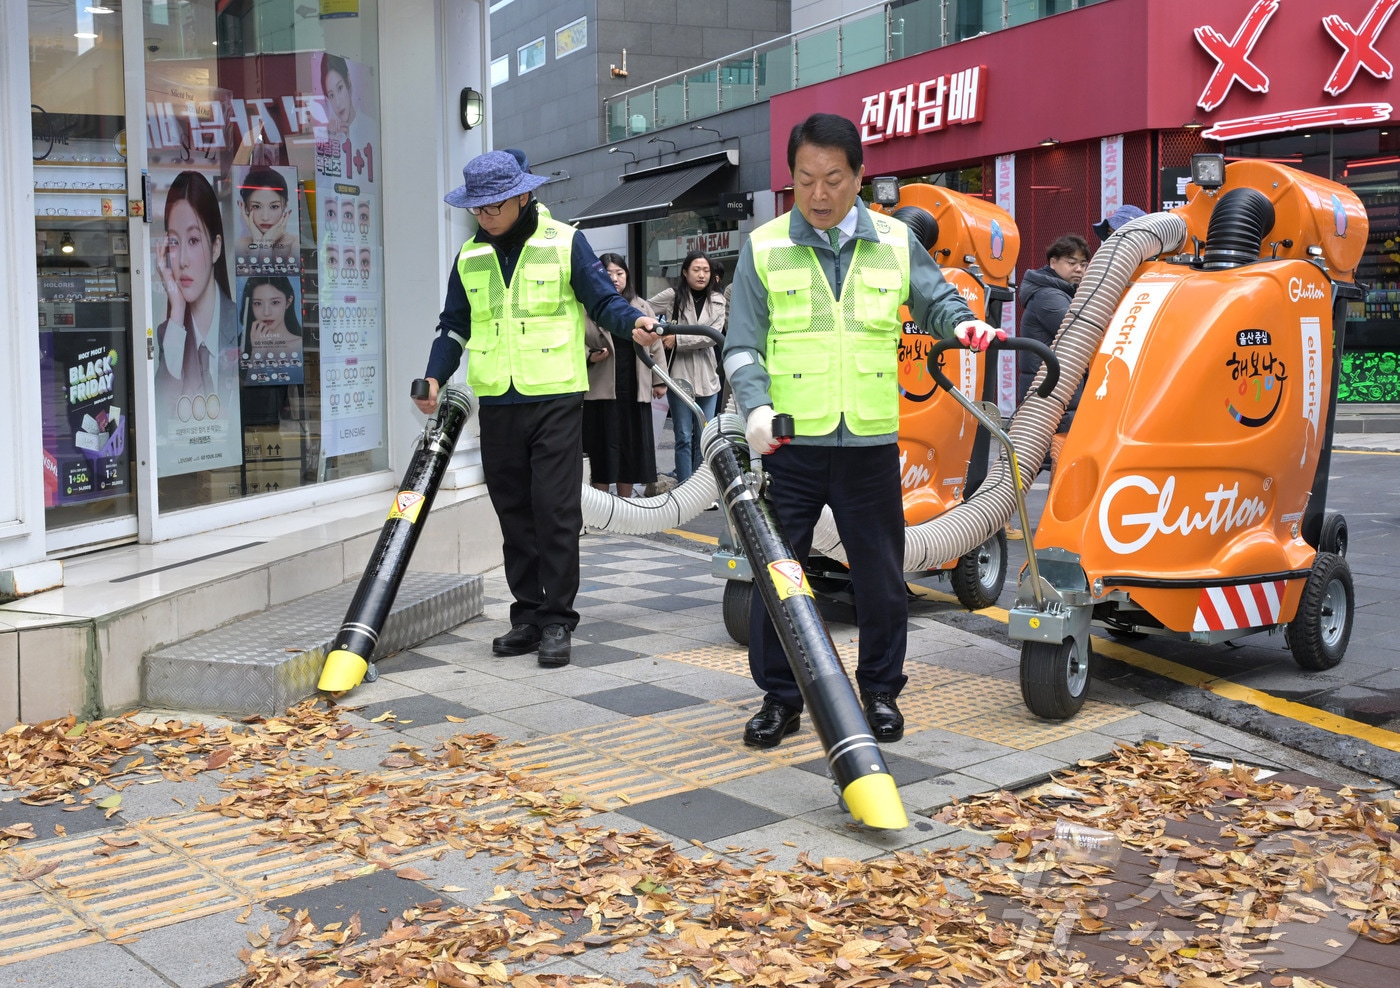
[743,699,801,748]
[861,690,904,742]
[492,623,541,656]
[537,624,571,667]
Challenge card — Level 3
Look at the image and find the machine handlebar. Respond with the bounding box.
[652,321,726,347]
[410,378,431,401]
[927,337,1060,399]
[772,412,795,443]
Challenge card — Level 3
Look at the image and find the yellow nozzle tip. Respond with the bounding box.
[318,649,368,692]
[841,773,909,830]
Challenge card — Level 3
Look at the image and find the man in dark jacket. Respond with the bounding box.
[1015,233,1089,411]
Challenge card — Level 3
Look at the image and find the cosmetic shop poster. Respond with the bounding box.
[40,330,131,506]
[315,50,383,457]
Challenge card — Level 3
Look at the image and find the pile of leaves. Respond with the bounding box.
[0,700,361,829]
[234,742,1400,988]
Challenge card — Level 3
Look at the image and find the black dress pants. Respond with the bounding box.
[479,395,584,630]
[748,442,908,710]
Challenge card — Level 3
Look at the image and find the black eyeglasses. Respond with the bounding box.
[467,199,512,217]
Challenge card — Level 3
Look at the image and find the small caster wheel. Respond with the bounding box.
[363,661,379,683]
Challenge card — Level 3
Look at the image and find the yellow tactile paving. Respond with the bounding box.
[136,813,360,899]
[897,675,1025,728]
[944,700,1133,749]
[486,736,699,807]
[18,828,245,938]
[653,642,750,677]
[0,875,101,965]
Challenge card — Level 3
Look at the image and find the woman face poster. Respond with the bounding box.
[150,166,244,478]
[238,274,306,385]
[233,164,301,277]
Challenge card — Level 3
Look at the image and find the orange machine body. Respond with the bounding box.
[1040,161,1366,635]
[876,184,1020,551]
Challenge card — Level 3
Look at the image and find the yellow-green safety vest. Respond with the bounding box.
[750,212,911,437]
[456,216,588,397]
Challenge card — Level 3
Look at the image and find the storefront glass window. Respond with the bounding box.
[641,208,740,304]
[30,1,137,535]
[144,0,388,509]
[1226,129,1400,402]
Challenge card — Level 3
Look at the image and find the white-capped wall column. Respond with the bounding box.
[379,0,489,486]
[0,0,57,591]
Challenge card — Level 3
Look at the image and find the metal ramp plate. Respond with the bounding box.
[143,572,483,716]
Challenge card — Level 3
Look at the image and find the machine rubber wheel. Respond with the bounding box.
[950,529,1007,610]
[1287,552,1353,671]
[1020,636,1091,721]
[364,662,379,683]
[1320,512,1348,559]
[722,580,751,645]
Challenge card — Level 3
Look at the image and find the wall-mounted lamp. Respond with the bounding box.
[1038,137,1060,147]
[549,169,570,181]
[609,48,629,78]
[459,86,484,131]
[60,232,75,255]
[608,147,637,163]
[647,136,678,154]
[1182,119,1204,131]
[690,124,727,142]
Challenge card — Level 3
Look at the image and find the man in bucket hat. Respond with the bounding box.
[416,150,660,666]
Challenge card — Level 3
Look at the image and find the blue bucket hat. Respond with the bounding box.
[445,150,548,209]
[1093,204,1147,241]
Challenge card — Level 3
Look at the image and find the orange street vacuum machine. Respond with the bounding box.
[998,155,1365,720]
[716,183,1020,643]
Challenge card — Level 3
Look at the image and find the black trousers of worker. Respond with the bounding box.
[748,442,909,711]
[479,396,584,631]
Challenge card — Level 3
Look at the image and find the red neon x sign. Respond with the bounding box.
[1324,0,1399,96]
[1194,0,1279,112]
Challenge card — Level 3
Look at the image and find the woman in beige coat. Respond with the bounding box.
[584,254,667,498]
[648,250,727,483]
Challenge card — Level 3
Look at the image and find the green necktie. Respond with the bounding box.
[827,227,840,251]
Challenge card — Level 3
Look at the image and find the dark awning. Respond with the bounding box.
[570,152,735,229]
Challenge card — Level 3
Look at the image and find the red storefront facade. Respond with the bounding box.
[769,0,1400,403]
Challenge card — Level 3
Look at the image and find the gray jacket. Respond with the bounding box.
[723,201,976,445]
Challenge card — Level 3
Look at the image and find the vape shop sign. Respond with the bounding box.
[678,231,732,256]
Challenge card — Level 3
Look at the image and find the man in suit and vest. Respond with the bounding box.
[723,113,1002,748]
[416,151,659,666]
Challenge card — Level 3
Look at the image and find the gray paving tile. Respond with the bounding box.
[373,649,448,674]
[438,680,560,711]
[793,803,955,853]
[408,847,523,907]
[1026,733,1121,767]
[630,595,715,612]
[88,771,229,824]
[582,656,699,683]
[896,727,1019,769]
[354,694,481,731]
[578,683,704,716]
[573,620,655,644]
[126,903,282,988]
[265,868,441,939]
[0,941,172,987]
[649,668,754,701]
[711,766,844,818]
[379,663,497,693]
[570,642,647,667]
[0,792,123,838]
[498,699,628,734]
[513,665,637,694]
[716,817,901,870]
[902,771,1003,813]
[958,750,1070,790]
[619,789,782,842]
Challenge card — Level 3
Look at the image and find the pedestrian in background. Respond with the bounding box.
[415,151,659,667]
[648,250,726,484]
[1015,232,1091,495]
[584,253,667,499]
[724,112,999,749]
